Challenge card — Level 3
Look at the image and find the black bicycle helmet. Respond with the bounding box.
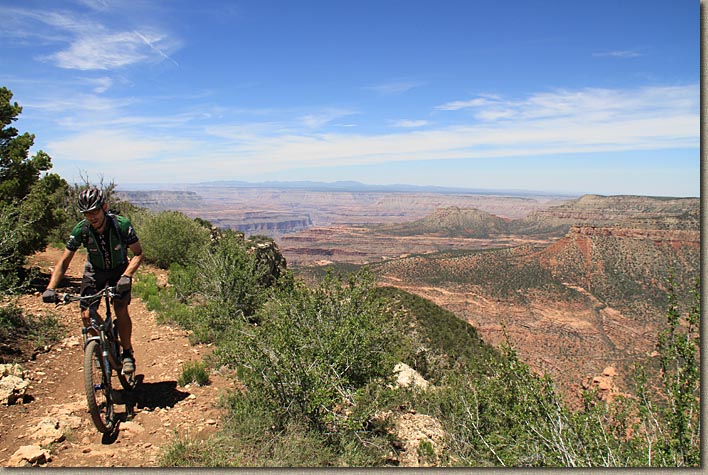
[77,187,105,213]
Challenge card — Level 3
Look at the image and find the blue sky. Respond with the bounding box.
[0,0,700,196]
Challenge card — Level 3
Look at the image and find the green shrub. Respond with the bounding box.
[138,210,211,269]
[0,207,26,292]
[178,360,210,387]
[164,230,289,337]
[132,273,163,311]
[192,230,269,319]
[632,275,700,467]
[429,338,617,467]
[206,384,392,467]
[167,263,202,302]
[373,286,500,382]
[0,305,25,341]
[159,435,232,467]
[216,270,410,433]
[0,304,65,355]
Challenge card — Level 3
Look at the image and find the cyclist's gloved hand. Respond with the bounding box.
[42,288,57,303]
[116,275,132,294]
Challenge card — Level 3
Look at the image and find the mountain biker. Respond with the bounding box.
[42,187,143,374]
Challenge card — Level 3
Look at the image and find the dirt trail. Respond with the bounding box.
[0,248,235,467]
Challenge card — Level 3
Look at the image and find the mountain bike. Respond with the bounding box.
[55,286,136,433]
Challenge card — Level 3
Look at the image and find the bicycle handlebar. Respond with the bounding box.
[54,286,119,306]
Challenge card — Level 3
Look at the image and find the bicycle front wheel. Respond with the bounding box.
[84,340,115,433]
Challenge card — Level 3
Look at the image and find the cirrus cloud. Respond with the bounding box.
[41,83,698,186]
[0,5,181,71]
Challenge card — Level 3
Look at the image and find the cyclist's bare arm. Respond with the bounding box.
[47,248,76,290]
[122,241,144,278]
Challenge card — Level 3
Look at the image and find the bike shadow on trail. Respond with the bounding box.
[101,375,191,444]
[125,374,191,411]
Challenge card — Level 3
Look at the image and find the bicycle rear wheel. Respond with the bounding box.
[84,340,115,433]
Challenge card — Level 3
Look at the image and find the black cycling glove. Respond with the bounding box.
[116,275,132,294]
[42,289,57,303]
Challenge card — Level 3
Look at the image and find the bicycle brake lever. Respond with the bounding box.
[54,294,68,306]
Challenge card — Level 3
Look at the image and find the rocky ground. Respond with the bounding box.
[0,248,237,467]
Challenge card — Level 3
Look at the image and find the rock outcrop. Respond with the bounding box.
[581,366,625,404]
[8,445,52,467]
[0,363,30,405]
[514,194,699,235]
[393,362,431,391]
[379,206,510,238]
[234,212,312,235]
[391,411,448,467]
[115,190,203,211]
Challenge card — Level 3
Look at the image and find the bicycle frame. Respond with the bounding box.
[54,285,134,433]
[80,288,123,378]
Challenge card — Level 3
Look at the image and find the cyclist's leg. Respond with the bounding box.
[110,264,135,369]
[109,264,132,351]
[114,304,133,353]
[114,302,134,373]
[79,262,102,328]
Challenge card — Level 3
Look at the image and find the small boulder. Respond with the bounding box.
[0,374,30,405]
[32,418,65,446]
[8,445,51,467]
[393,412,447,467]
[393,363,430,391]
[120,420,145,435]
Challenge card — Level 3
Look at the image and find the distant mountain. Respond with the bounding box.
[371,194,700,239]
[512,194,700,235]
[192,180,577,197]
[376,206,510,238]
[115,190,203,211]
[372,207,700,396]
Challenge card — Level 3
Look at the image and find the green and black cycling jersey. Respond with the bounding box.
[66,214,139,271]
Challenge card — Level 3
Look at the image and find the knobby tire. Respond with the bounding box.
[84,340,115,433]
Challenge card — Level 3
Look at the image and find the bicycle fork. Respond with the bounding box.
[101,344,112,383]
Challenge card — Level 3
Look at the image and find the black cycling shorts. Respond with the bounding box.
[80,262,131,310]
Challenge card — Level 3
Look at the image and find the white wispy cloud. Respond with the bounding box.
[435,95,503,111]
[390,119,429,128]
[43,84,698,184]
[85,76,113,94]
[28,91,136,116]
[48,28,180,70]
[0,5,180,71]
[45,129,203,184]
[435,86,697,122]
[49,31,146,70]
[75,0,111,11]
[134,30,180,67]
[297,108,358,129]
[592,50,643,58]
[47,129,180,162]
[366,80,426,95]
[200,84,698,170]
